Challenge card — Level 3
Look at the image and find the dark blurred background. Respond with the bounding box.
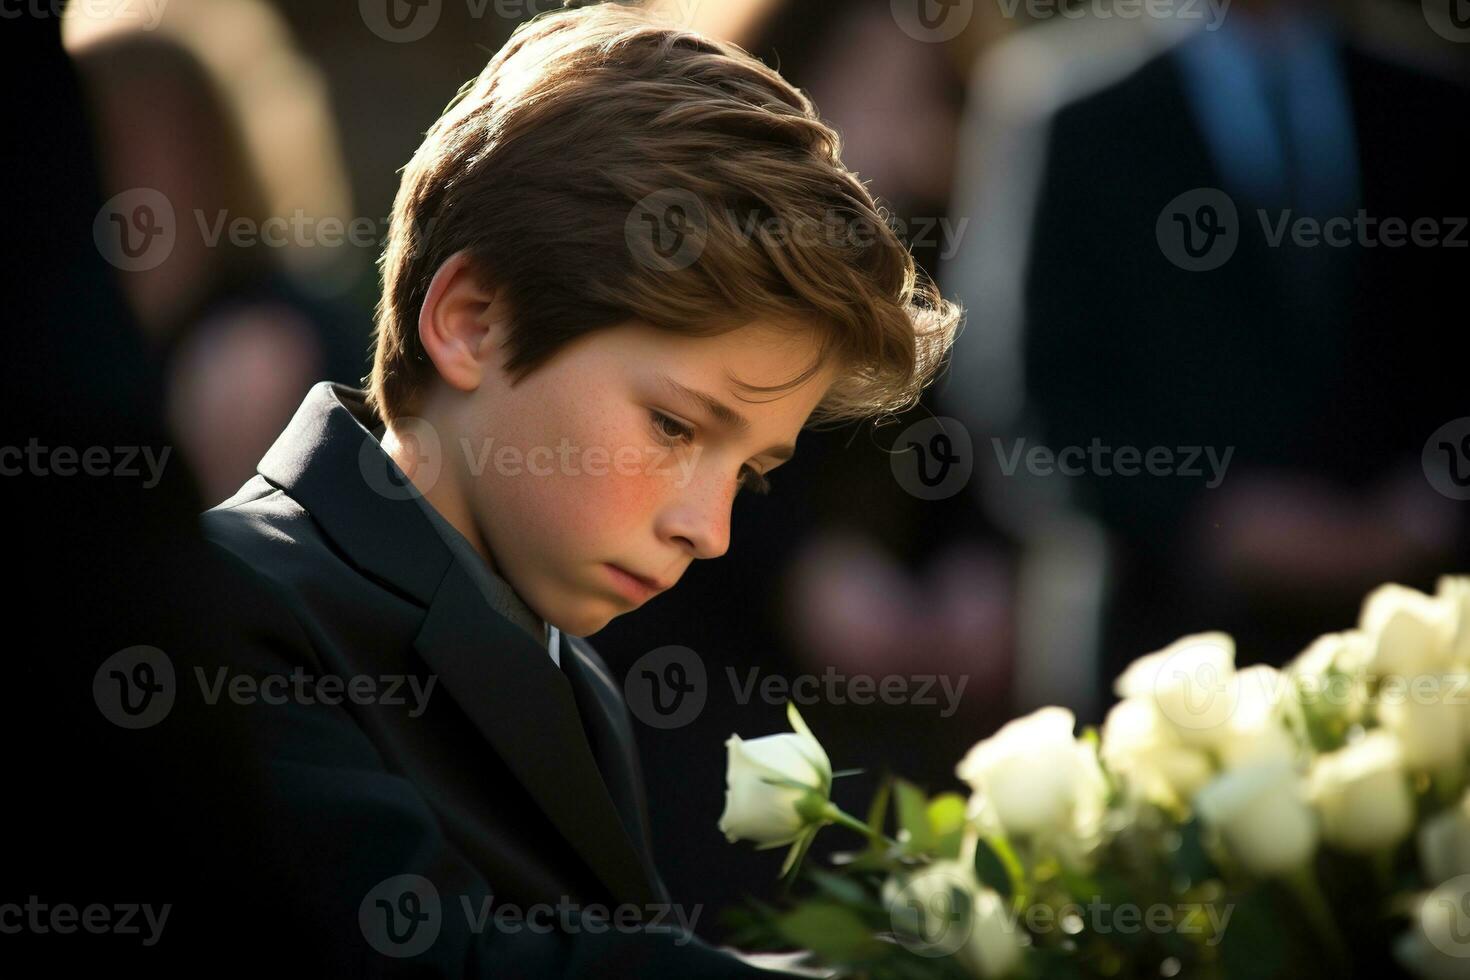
[19,0,1468,949]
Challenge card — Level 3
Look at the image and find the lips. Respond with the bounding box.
[611,564,668,591]
[603,563,671,602]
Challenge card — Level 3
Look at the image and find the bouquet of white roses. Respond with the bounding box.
[717,577,1470,979]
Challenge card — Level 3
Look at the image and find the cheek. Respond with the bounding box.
[523,424,673,544]
[597,466,668,527]
[553,458,668,543]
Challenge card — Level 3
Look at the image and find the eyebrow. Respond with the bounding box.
[653,371,796,462]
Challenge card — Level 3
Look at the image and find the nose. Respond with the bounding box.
[655,469,735,560]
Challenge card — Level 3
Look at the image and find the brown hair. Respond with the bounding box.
[369,0,962,427]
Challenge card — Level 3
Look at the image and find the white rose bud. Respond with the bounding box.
[1289,631,1372,725]
[1100,697,1213,809]
[1377,671,1468,773]
[1394,875,1470,979]
[1114,632,1238,749]
[963,886,1025,978]
[1193,759,1318,876]
[1307,731,1415,854]
[719,702,832,847]
[1359,583,1458,677]
[883,860,1024,979]
[1436,576,1470,664]
[1217,665,1301,770]
[955,706,1103,840]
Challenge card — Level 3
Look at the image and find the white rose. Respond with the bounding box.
[1359,583,1459,677]
[1056,743,1111,871]
[718,703,832,847]
[1307,731,1415,854]
[1217,665,1301,770]
[1394,875,1470,979]
[1419,789,1470,885]
[1100,697,1213,809]
[1114,632,1239,749]
[1289,631,1372,725]
[962,886,1025,978]
[1377,671,1469,772]
[1293,630,1373,679]
[1193,758,1318,875]
[1437,576,1470,664]
[955,706,1105,841]
[959,787,1006,864]
[882,860,1024,979]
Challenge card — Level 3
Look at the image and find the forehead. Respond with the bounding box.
[623,317,838,397]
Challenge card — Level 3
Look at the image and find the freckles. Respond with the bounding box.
[604,469,662,520]
[555,467,654,538]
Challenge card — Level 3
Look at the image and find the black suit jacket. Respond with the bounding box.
[200,382,774,976]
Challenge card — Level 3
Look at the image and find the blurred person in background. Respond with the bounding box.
[941,0,1470,720]
[4,8,325,969]
[67,4,370,505]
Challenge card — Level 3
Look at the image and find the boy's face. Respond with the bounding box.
[393,255,838,637]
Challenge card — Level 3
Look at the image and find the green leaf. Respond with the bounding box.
[927,792,968,860]
[775,902,887,962]
[973,835,1016,901]
[866,774,893,848]
[894,779,933,854]
[779,827,818,884]
[978,833,1027,908]
[805,866,871,906]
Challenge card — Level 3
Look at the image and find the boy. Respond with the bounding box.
[201,2,960,974]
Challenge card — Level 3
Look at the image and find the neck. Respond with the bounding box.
[380,417,501,576]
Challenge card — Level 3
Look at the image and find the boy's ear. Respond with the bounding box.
[417,250,510,393]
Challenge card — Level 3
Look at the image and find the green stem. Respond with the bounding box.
[1283,863,1351,974]
[823,803,901,849]
[1369,848,1395,893]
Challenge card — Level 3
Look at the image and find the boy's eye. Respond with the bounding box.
[649,409,694,444]
[650,408,773,495]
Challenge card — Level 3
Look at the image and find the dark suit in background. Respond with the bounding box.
[1019,18,1469,691]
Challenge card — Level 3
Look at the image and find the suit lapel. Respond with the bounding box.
[261,382,659,908]
[412,564,657,907]
[560,637,670,905]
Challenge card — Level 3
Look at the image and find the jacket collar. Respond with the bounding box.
[257,382,659,907]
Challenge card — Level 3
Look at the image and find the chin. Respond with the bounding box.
[545,599,620,639]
